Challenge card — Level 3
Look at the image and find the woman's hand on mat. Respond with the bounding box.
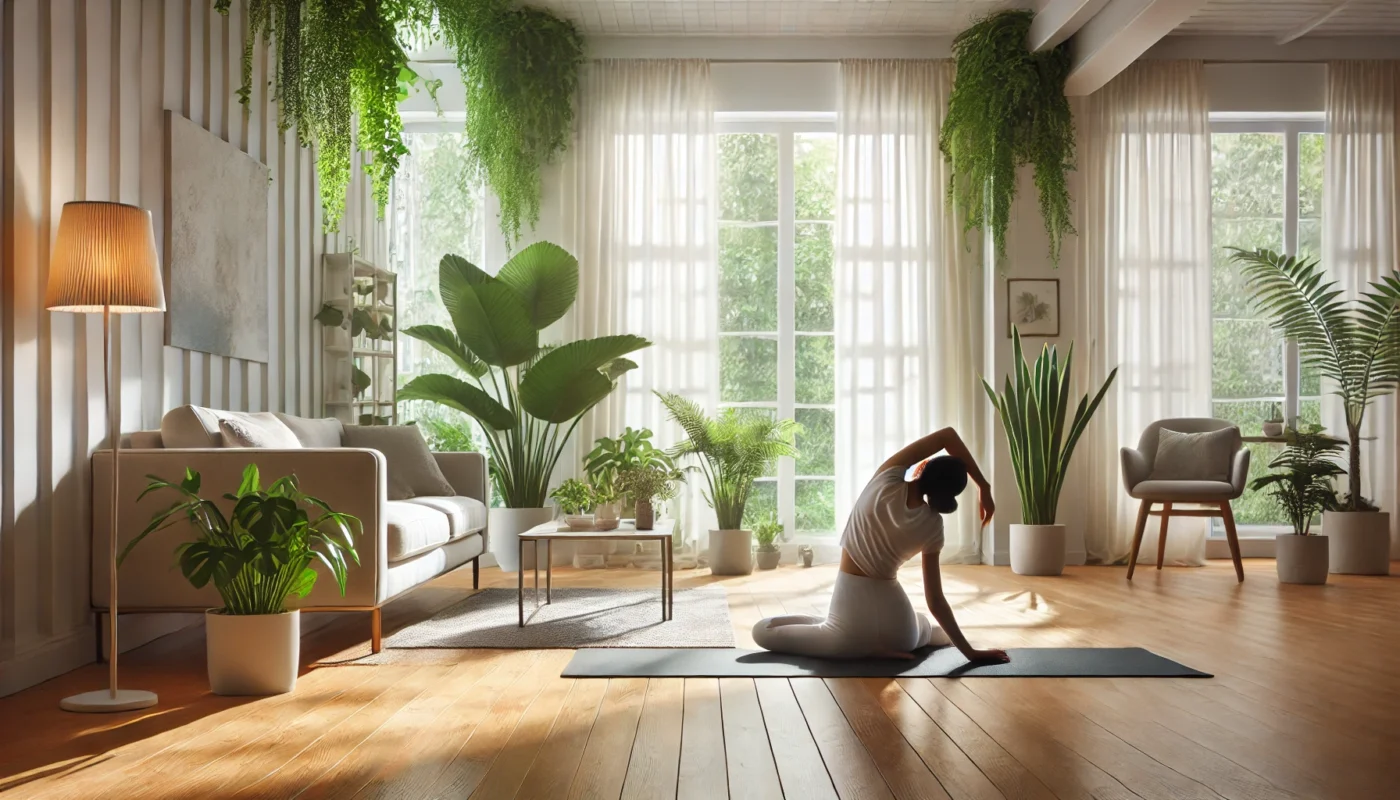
[976,482,995,526]
[964,648,1010,664]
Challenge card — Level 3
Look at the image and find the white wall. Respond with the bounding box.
[0,0,386,696]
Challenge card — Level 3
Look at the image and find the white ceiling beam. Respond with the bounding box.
[1063,0,1211,96]
[1276,0,1356,45]
[1028,0,1114,52]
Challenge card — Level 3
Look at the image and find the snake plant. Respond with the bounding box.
[982,328,1117,525]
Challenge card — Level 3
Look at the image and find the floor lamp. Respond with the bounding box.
[46,201,166,713]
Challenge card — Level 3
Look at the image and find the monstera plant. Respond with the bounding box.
[400,243,651,509]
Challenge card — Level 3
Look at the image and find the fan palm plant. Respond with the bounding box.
[1229,248,1400,510]
[982,328,1117,525]
[655,392,799,530]
[399,243,651,507]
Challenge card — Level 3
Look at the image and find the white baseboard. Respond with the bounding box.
[0,626,96,697]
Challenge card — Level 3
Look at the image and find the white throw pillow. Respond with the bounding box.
[1149,427,1235,482]
[219,414,303,449]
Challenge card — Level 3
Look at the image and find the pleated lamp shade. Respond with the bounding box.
[45,201,166,313]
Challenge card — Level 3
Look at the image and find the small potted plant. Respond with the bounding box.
[754,513,783,570]
[121,465,360,695]
[585,427,676,519]
[1250,425,1344,584]
[551,478,597,530]
[616,464,684,531]
[1263,402,1285,438]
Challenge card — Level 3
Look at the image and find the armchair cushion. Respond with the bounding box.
[1131,480,1239,501]
[385,501,453,562]
[1149,427,1236,481]
[405,495,488,539]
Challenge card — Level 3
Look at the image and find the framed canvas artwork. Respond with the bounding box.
[1006,278,1060,337]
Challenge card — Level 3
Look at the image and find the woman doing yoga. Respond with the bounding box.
[752,427,1009,663]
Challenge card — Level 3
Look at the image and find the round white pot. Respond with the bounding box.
[755,548,781,571]
[1276,534,1328,585]
[490,507,557,572]
[1323,511,1391,575]
[205,609,300,696]
[1010,524,1067,576]
[595,501,622,524]
[709,529,753,576]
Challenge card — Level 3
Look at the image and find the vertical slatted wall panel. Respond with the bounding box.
[0,0,386,695]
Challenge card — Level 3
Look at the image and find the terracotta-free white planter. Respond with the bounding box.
[1010,524,1067,576]
[1276,534,1329,585]
[709,529,753,575]
[490,507,556,572]
[205,609,300,695]
[1323,511,1391,575]
[755,548,781,570]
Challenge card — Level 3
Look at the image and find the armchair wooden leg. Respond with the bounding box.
[1128,499,1152,580]
[370,608,383,654]
[1220,501,1244,582]
[472,557,480,590]
[1156,503,1172,570]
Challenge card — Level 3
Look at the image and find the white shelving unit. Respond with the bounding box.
[320,253,397,426]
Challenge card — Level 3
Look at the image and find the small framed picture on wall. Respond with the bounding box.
[1006,279,1060,337]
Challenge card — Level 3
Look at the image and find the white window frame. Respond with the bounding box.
[716,114,837,537]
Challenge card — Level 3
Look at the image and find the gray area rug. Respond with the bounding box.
[375,587,734,652]
[562,646,1211,678]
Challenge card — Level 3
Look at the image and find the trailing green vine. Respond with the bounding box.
[939,10,1076,265]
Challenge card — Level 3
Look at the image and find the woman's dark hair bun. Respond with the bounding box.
[916,455,969,515]
[929,494,959,514]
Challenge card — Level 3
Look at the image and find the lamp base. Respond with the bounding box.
[59,689,158,713]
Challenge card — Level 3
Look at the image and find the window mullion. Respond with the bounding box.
[778,131,796,533]
[1283,126,1302,426]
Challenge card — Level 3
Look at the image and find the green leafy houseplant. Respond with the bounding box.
[940,9,1076,265]
[656,392,799,530]
[753,512,783,553]
[1231,248,1400,510]
[399,242,651,508]
[616,465,684,507]
[1250,426,1345,536]
[119,465,361,615]
[585,427,676,509]
[982,328,1118,525]
[550,478,596,516]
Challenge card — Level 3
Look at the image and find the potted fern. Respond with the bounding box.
[1231,249,1400,574]
[657,392,799,575]
[983,328,1117,575]
[120,465,360,695]
[754,513,783,571]
[1250,426,1344,585]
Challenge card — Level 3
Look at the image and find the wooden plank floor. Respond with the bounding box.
[2,560,1398,799]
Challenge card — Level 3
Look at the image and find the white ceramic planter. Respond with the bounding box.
[709,529,753,575]
[490,507,556,572]
[1276,534,1329,585]
[1323,511,1391,575]
[205,610,300,695]
[755,548,781,570]
[1010,524,1067,576]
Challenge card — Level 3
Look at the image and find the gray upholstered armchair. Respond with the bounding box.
[1121,418,1250,582]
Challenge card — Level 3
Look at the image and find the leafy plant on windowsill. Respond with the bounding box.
[1231,248,1400,511]
[119,465,361,615]
[940,9,1076,265]
[1249,425,1344,536]
[656,392,799,531]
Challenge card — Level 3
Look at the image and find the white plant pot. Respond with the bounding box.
[205,610,300,696]
[1262,421,1285,437]
[1276,534,1329,585]
[1010,524,1067,576]
[490,507,556,572]
[709,529,753,576]
[1323,510,1391,575]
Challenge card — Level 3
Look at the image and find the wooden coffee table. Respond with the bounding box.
[517,519,676,627]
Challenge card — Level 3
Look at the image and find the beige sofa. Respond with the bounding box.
[93,406,489,652]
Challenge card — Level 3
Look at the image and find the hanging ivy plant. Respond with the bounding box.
[437,0,584,244]
[940,10,1076,266]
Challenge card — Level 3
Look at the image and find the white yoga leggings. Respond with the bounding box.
[751,570,951,658]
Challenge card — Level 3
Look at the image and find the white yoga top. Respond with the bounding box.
[838,466,944,580]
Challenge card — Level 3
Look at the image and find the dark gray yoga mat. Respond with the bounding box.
[562,646,1211,678]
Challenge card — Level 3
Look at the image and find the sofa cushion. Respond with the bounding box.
[161,405,305,449]
[274,413,344,448]
[385,501,453,563]
[220,415,302,448]
[405,495,488,539]
[343,425,456,500]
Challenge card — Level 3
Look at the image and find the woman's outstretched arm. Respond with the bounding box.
[922,553,1009,663]
[880,427,995,525]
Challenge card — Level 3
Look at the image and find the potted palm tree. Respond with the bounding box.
[400,243,651,571]
[983,328,1117,576]
[1250,426,1344,585]
[656,392,799,575]
[1232,249,1400,574]
[121,465,360,695]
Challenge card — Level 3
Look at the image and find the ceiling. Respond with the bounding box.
[1178,1,1400,36]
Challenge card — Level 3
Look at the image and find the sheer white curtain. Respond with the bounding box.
[835,60,985,563]
[570,59,718,545]
[1075,61,1213,566]
[1324,62,1399,552]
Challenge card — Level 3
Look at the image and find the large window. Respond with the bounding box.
[1210,118,1324,528]
[718,122,838,535]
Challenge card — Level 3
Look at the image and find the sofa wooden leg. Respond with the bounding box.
[472,557,480,590]
[1127,500,1152,580]
[1220,502,1244,582]
[370,608,383,654]
[1156,503,1172,570]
